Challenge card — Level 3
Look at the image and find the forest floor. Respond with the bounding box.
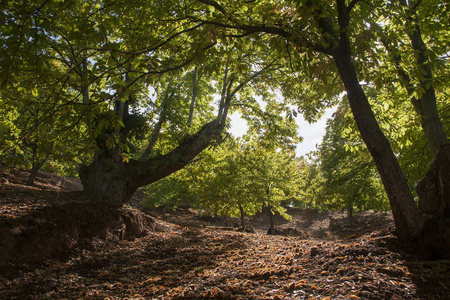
[1,169,450,299]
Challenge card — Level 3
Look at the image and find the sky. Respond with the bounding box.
[229,107,336,157]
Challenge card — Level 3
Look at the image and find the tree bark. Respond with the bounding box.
[416,144,450,259]
[79,150,134,202]
[267,203,275,235]
[239,204,245,230]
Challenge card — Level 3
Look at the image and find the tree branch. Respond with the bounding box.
[347,0,361,12]
[129,119,224,189]
[187,67,203,128]
[197,0,226,14]
[410,0,423,12]
[230,61,278,100]
[217,63,230,120]
[196,19,292,39]
[141,89,175,160]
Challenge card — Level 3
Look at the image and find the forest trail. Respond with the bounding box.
[1,169,449,299]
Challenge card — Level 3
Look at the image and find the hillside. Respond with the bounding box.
[1,169,449,299]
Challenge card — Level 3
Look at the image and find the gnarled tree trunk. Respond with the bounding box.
[79,119,224,204]
[79,151,135,203]
[416,144,450,258]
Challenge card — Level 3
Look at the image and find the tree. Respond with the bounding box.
[191,0,449,256]
[295,156,325,209]
[0,75,94,184]
[2,0,285,204]
[0,1,94,183]
[191,138,254,229]
[240,141,299,234]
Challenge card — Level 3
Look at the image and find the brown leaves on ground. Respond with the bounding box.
[1,169,450,299]
[2,226,450,299]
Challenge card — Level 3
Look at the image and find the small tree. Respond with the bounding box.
[240,142,299,234]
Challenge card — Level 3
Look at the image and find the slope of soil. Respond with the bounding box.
[1,169,449,299]
[0,168,168,278]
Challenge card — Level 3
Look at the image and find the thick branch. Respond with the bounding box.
[195,18,333,53]
[347,0,361,12]
[198,20,292,39]
[129,119,224,189]
[229,61,277,100]
[409,0,423,11]
[217,64,230,120]
[220,77,235,125]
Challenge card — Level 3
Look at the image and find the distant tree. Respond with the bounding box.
[239,141,299,234]
[295,156,325,209]
[147,135,301,232]
[193,139,252,228]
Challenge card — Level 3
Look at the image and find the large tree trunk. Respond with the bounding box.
[79,119,224,204]
[333,51,423,241]
[332,0,423,242]
[78,151,136,203]
[416,144,450,259]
